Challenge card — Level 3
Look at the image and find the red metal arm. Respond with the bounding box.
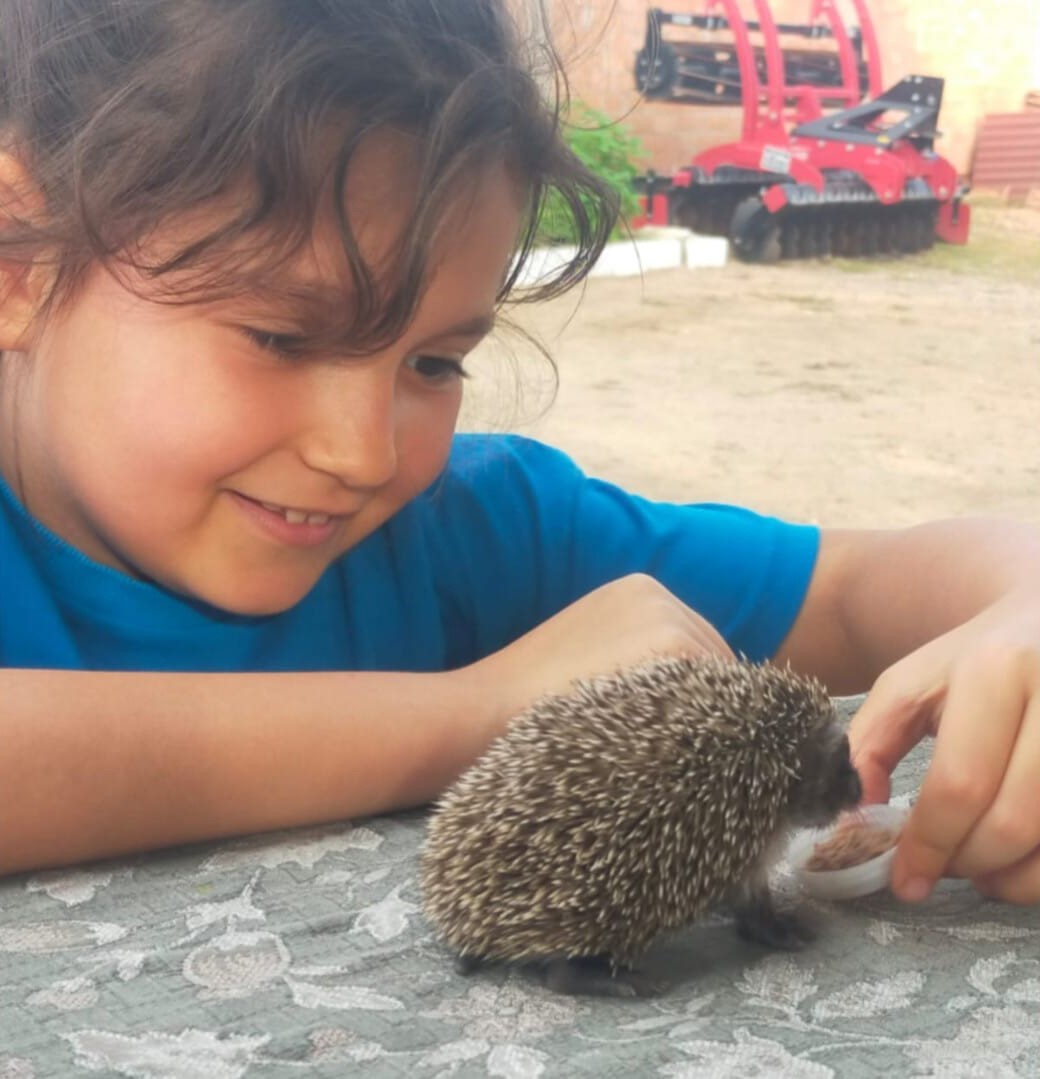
[751,0,789,138]
[847,0,883,97]
[813,0,861,104]
[704,0,763,142]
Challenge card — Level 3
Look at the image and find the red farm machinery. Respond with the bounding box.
[633,0,971,260]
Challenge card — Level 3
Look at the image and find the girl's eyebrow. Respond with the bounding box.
[224,289,496,355]
[425,313,496,341]
[404,313,495,355]
[222,282,346,323]
[242,283,495,341]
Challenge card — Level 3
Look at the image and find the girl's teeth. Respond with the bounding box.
[259,502,331,526]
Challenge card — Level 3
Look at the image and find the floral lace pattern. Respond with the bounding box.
[3,699,1039,1078]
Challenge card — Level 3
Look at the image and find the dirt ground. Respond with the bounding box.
[460,203,1040,530]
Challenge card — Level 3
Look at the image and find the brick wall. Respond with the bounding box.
[549,0,1040,177]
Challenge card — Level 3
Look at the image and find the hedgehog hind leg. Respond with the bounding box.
[542,955,668,998]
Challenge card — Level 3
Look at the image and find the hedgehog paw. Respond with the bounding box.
[736,908,816,951]
[542,956,667,998]
[454,953,486,976]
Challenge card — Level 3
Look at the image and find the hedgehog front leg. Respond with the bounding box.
[454,953,485,976]
[731,879,815,951]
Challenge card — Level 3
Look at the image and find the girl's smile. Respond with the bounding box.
[228,491,344,549]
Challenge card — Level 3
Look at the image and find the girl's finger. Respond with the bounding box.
[889,657,1024,900]
[950,691,1040,878]
[847,673,939,805]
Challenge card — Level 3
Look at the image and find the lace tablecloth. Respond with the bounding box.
[3,699,1039,1078]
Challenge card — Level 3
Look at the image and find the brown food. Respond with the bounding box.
[805,819,901,872]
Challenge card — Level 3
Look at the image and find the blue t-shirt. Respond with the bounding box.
[0,434,818,672]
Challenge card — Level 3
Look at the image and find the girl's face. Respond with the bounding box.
[0,153,524,614]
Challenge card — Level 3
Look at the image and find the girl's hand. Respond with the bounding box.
[848,591,1040,905]
[471,573,735,727]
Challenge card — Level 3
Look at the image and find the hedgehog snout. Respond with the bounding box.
[822,733,863,819]
[789,730,863,829]
[836,759,863,811]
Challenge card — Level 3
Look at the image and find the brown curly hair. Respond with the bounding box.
[0,0,616,351]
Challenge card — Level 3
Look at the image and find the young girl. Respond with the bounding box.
[1,0,1038,907]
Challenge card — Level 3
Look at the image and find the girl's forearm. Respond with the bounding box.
[0,665,496,876]
[779,518,1040,693]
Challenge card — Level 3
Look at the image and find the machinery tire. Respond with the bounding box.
[759,226,782,263]
[830,216,851,257]
[844,216,865,257]
[806,218,828,258]
[878,214,898,255]
[906,212,931,252]
[780,221,801,259]
[730,196,780,262]
[668,188,701,232]
[894,210,919,253]
[635,42,678,99]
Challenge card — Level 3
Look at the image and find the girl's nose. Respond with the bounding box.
[297,365,398,490]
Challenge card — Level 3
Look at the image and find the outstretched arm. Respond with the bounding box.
[776,518,1040,905]
[1,665,502,876]
[1,574,732,876]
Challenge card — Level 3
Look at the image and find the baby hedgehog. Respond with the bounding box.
[420,654,862,997]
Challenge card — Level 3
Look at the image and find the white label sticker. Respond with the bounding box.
[760,145,793,174]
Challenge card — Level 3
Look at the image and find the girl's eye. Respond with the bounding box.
[408,354,469,382]
[239,327,309,358]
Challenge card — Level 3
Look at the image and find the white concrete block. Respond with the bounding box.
[591,237,684,276]
[684,233,730,268]
[515,244,579,288]
[514,228,727,286]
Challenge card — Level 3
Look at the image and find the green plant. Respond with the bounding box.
[536,102,646,245]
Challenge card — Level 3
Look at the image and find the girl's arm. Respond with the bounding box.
[1,574,733,876]
[776,518,1040,694]
[0,665,500,875]
[775,517,1040,904]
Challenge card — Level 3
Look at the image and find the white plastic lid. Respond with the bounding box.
[787,803,909,901]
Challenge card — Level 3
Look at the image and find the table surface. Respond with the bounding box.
[3,698,1039,1079]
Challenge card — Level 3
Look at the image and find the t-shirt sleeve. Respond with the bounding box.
[424,434,819,668]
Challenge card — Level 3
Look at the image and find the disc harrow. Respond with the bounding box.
[633,0,970,261]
